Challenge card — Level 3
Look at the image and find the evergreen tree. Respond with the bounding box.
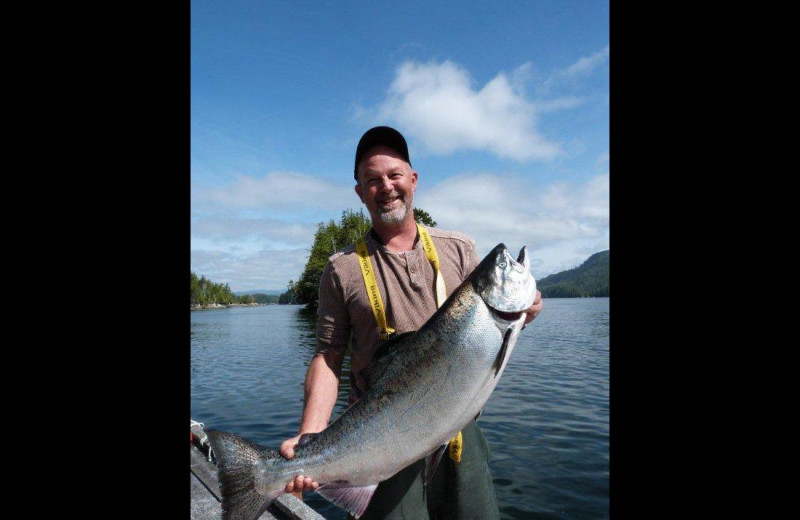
[413,208,437,227]
[190,271,250,307]
[279,280,298,304]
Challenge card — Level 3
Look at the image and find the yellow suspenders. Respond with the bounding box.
[355,223,463,462]
[355,238,396,340]
[416,223,448,307]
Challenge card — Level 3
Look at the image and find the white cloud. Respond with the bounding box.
[194,171,355,212]
[415,171,609,279]
[191,217,315,250]
[191,247,311,291]
[542,46,610,92]
[191,171,366,291]
[577,172,609,220]
[561,46,610,80]
[376,60,562,161]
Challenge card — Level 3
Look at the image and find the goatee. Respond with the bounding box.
[377,192,414,225]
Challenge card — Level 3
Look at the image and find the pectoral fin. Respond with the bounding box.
[317,483,378,519]
[493,328,513,377]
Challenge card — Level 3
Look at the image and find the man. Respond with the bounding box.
[280,126,543,519]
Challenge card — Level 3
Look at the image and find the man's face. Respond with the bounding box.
[355,145,418,226]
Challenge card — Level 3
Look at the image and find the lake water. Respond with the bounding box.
[190,297,609,520]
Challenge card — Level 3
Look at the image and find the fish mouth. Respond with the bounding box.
[492,309,526,322]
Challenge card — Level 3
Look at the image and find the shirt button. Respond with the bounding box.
[410,266,416,273]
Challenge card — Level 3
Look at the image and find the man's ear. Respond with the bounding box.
[355,182,365,203]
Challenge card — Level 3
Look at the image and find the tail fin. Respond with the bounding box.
[206,429,283,520]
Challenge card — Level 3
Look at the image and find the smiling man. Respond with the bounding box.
[280,126,543,519]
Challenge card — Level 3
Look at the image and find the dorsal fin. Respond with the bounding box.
[297,432,318,447]
[358,330,416,389]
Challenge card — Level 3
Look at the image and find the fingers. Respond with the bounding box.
[524,291,543,324]
[280,431,322,495]
[284,475,320,494]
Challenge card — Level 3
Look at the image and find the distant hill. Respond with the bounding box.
[536,250,609,298]
[231,290,283,304]
[233,289,284,296]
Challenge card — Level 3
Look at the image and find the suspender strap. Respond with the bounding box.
[416,223,447,308]
[355,238,395,340]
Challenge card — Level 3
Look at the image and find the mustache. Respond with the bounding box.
[377,191,403,202]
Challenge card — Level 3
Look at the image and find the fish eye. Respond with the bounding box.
[498,262,506,268]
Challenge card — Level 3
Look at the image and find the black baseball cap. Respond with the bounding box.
[353,126,411,179]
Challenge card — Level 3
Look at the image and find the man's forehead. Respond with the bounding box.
[358,146,412,174]
[361,144,406,163]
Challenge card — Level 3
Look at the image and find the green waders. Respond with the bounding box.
[351,420,500,520]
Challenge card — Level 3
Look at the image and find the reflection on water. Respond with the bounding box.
[293,306,318,353]
[191,298,609,520]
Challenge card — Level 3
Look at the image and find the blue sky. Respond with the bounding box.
[191,0,609,292]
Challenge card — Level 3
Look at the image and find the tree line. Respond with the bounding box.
[190,272,258,307]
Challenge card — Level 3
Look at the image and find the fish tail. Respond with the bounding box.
[206,429,284,520]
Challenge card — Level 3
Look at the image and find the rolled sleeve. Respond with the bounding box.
[315,260,351,355]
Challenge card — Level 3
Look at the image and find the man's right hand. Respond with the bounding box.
[280,434,321,497]
[280,351,343,499]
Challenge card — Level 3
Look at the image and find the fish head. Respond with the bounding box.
[473,243,536,317]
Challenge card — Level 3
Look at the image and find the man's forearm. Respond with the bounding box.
[299,351,343,433]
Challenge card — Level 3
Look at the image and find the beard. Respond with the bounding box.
[375,190,414,225]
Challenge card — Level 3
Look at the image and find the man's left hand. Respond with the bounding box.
[524,290,543,325]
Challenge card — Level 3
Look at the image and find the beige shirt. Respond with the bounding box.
[316,224,481,402]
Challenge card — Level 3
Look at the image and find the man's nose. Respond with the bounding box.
[378,177,394,192]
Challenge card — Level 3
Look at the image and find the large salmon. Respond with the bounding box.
[206,243,537,520]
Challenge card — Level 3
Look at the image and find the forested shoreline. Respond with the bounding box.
[191,272,266,309]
